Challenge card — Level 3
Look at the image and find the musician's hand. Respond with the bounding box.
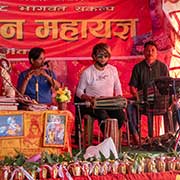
[25,70,35,81]
[25,69,48,81]
[39,68,49,77]
[81,94,90,101]
[31,68,48,77]
[32,99,38,104]
[130,86,139,100]
[89,97,95,108]
[81,94,95,107]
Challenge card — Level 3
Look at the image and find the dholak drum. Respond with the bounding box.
[104,118,119,152]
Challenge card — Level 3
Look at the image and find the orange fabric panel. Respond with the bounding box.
[0,110,74,159]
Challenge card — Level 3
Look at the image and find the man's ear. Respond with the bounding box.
[92,54,96,61]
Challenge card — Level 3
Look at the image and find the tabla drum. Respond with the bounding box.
[104,118,119,152]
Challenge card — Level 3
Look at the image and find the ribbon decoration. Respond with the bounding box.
[10,166,34,180]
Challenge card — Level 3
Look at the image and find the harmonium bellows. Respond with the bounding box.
[93,96,127,110]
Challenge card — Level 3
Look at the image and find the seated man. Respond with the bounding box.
[128,41,169,141]
[17,47,60,104]
[76,43,125,136]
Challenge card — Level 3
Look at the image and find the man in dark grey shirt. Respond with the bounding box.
[128,41,169,142]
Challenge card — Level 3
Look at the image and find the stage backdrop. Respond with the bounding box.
[1,0,178,137]
[0,0,151,58]
[0,0,174,92]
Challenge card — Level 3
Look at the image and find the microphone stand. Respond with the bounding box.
[76,104,82,152]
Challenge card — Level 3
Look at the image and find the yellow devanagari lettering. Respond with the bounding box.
[34,19,138,41]
[35,20,59,39]
[0,20,25,39]
[81,19,111,39]
[60,20,80,41]
[113,19,138,40]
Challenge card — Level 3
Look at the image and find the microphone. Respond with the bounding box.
[43,60,51,67]
[74,101,91,107]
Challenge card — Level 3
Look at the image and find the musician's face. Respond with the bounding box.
[144,45,157,63]
[31,52,45,69]
[94,51,110,68]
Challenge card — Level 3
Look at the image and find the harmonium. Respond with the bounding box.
[138,86,170,114]
[93,96,127,110]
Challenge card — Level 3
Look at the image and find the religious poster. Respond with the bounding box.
[0,114,23,138]
[43,113,67,147]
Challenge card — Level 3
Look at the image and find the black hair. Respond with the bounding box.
[144,41,157,49]
[28,47,45,64]
[91,43,111,59]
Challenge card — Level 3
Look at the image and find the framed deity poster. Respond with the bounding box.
[43,113,67,147]
[0,114,24,138]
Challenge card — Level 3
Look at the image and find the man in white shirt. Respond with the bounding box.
[76,43,125,133]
